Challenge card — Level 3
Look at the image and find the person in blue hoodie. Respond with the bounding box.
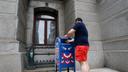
[64,18,90,72]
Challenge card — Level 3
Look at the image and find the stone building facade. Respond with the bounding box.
[0,0,128,72]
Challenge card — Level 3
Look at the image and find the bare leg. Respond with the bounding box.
[80,61,90,72]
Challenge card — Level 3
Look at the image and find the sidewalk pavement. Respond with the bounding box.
[24,68,120,72]
[63,68,119,72]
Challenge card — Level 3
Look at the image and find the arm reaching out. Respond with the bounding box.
[64,29,76,37]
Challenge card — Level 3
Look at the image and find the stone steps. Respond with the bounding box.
[24,67,55,72]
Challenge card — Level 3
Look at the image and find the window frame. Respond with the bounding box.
[33,7,58,46]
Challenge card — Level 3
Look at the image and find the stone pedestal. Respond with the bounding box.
[0,52,23,72]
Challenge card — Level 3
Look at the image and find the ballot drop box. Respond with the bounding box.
[55,37,76,72]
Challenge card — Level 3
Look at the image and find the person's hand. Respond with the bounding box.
[64,35,68,38]
[66,39,74,43]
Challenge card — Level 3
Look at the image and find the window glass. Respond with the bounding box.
[47,21,56,44]
[35,20,45,44]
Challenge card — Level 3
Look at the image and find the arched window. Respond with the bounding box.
[33,7,58,46]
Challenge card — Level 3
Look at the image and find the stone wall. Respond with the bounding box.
[73,0,104,69]
[97,0,128,71]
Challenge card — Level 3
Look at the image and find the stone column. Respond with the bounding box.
[64,0,76,32]
[0,0,28,72]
